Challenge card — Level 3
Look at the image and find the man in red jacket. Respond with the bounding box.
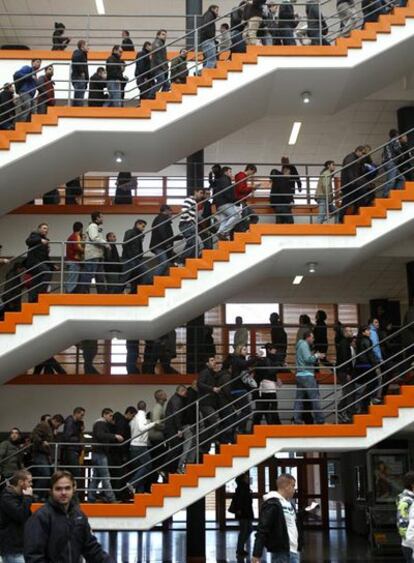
[36,65,55,114]
[234,164,259,231]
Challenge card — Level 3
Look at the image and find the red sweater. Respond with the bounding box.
[234,171,252,202]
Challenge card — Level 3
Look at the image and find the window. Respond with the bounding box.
[225,303,279,325]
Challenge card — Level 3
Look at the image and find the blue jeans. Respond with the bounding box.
[382,161,404,197]
[72,79,87,106]
[2,555,25,563]
[293,375,325,424]
[201,38,217,68]
[65,261,81,293]
[237,518,253,554]
[18,92,34,122]
[89,452,116,502]
[316,198,338,224]
[179,222,203,260]
[152,248,170,278]
[279,28,296,46]
[80,258,106,293]
[130,446,152,493]
[231,30,246,53]
[153,70,170,93]
[107,80,122,107]
[271,553,300,563]
[217,203,241,235]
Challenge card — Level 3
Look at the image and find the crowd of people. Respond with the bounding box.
[0,0,406,129]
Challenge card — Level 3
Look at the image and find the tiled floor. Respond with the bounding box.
[94,528,406,562]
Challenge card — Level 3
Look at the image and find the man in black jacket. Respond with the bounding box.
[88,67,107,107]
[31,414,64,501]
[339,145,366,223]
[270,165,295,224]
[200,5,219,69]
[0,82,15,130]
[71,39,89,106]
[111,406,136,501]
[106,44,124,108]
[104,232,123,293]
[25,222,54,303]
[151,30,170,94]
[0,469,33,562]
[122,219,148,293]
[135,41,154,100]
[88,409,123,503]
[197,356,221,453]
[60,407,85,481]
[252,473,301,563]
[150,204,175,278]
[165,385,188,473]
[24,471,113,562]
[214,166,239,240]
[336,326,355,422]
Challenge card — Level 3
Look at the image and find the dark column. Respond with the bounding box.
[407,262,414,306]
[397,106,414,145]
[187,149,205,196]
[186,497,206,563]
[186,0,203,50]
[187,314,205,373]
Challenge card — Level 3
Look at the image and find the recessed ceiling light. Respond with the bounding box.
[293,275,303,285]
[95,0,105,15]
[114,151,124,163]
[288,122,302,145]
[307,262,318,274]
[301,91,311,104]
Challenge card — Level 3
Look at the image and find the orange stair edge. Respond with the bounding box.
[0,183,413,335]
[1,2,414,149]
[29,385,414,518]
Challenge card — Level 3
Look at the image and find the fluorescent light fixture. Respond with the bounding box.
[288,121,302,145]
[293,275,303,285]
[95,0,105,15]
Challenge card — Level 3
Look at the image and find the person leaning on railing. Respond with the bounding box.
[13,58,41,123]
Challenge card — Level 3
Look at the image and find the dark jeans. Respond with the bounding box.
[80,258,106,293]
[231,391,251,434]
[130,446,152,493]
[402,546,413,562]
[274,205,294,224]
[126,340,140,374]
[237,518,253,555]
[153,70,170,93]
[82,340,99,374]
[32,453,52,500]
[89,452,115,502]
[307,29,330,45]
[28,263,53,302]
[200,404,220,453]
[61,449,82,479]
[165,434,183,474]
[33,357,66,375]
[72,79,87,106]
[254,391,281,425]
[278,28,296,45]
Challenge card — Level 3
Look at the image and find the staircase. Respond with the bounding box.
[0,4,414,212]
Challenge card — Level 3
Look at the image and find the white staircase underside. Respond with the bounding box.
[1,200,414,382]
[0,21,413,214]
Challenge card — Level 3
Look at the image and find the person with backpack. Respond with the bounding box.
[13,58,41,122]
[396,471,414,562]
[252,473,302,563]
[231,473,254,561]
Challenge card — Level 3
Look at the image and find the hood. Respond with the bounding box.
[398,489,414,502]
[263,490,284,502]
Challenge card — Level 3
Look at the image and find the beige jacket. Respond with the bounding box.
[315,169,333,199]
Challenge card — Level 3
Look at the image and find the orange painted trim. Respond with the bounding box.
[1,4,414,151]
[6,371,333,385]
[29,385,414,518]
[0,183,413,336]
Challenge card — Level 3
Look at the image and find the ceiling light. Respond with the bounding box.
[293,275,303,285]
[95,0,105,15]
[307,262,318,274]
[114,151,124,163]
[301,91,311,104]
[288,122,302,145]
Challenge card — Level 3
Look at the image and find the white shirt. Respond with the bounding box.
[130,410,156,447]
[405,502,414,551]
[271,491,298,553]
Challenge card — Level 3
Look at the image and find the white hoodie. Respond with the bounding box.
[263,490,298,553]
[130,410,156,447]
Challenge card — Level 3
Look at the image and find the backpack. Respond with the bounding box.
[13,71,22,94]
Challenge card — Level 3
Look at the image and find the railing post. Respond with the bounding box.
[195,215,199,258]
[60,242,65,293]
[194,15,199,76]
[195,400,200,464]
[333,366,339,424]
[325,176,330,224]
[53,443,59,472]
[318,3,323,46]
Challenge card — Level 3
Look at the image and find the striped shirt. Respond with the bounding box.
[180,196,198,224]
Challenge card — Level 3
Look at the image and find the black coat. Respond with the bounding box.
[278,3,297,29]
[150,213,174,253]
[104,245,122,273]
[61,415,83,453]
[222,354,251,392]
[0,487,32,555]
[135,49,152,86]
[200,9,217,43]
[314,322,328,354]
[341,152,364,195]
[165,393,185,437]
[88,73,107,106]
[336,336,353,376]
[356,335,377,367]
[24,499,113,563]
[270,170,295,205]
[0,89,15,127]
[122,228,144,261]
[244,0,266,19]
[232,480,254,519]
[91,419,118,455]
[213,174,234,207]
[112,412,131,460]
[25,232,50,267]
[197,367,218,408]
[253,496,302,557]
[106,53,124,81]
[71,49,89,80]
[271,323,288,355]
